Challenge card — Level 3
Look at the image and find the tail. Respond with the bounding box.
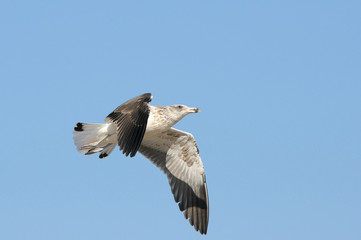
[73,122,116,159]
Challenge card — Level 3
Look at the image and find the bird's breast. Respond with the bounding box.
[145,107,173,135]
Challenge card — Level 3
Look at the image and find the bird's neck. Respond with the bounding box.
[145,106,185,134]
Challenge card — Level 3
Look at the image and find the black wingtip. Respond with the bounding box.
[141,93,153,102]
[99,153,108,159]
[74,122,83,131]
[122,150,137,158]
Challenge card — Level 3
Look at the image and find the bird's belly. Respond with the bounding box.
[105,132,117,143]
[98,123,117,145]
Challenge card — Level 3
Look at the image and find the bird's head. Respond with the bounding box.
[169,104,200,115]
[166,105,200,124]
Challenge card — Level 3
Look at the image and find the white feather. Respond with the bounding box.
[73,122,117,157]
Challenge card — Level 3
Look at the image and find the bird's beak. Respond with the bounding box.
[192,107,200,113]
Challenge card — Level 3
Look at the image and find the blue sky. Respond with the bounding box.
[1,1,360,239]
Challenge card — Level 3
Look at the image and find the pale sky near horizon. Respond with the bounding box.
[1,1,360,239]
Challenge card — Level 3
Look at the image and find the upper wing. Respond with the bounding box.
[138,128,209,234]
[105,93,152,157]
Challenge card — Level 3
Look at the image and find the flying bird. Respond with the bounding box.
[73,93,209,234]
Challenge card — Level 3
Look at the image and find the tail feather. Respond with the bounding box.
[73,122,116,158]
[99,143,116,159]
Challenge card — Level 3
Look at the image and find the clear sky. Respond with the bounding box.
[1,1,360,239]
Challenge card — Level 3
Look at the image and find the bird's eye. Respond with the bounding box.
[177,105,183,109]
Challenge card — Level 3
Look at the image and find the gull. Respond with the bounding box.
[73,93,209,234]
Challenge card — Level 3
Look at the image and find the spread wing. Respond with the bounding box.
[138,128,209,234]
[105,93,152,157]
